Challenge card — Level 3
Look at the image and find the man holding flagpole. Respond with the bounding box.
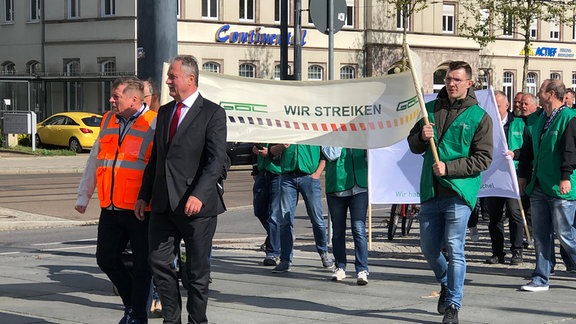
[407,61,493,324]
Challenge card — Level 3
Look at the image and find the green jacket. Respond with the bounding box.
[420,101,487,209]
[267,144,320,175]
[526,108,576,199]
[325,148,368,194]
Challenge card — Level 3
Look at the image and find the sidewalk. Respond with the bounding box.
[0,151,89,175]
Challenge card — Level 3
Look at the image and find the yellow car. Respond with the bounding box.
[36,112,102,152]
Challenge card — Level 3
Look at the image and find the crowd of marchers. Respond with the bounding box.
[73,57,576,324]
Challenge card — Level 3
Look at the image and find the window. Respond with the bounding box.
[572,72,576,91]
[239,63,255,78]
[442,4,454,33]
[308,65,323,81]
[344,1,354,28]
[69,0,79,18]
[202,0,218,19]
[530,18,537,39]
[274,64,292,79]
[479,8,489,26]
[64,59,81,111]
[102,0,115,16]
[433,68,447,93]
[2,0,14,22]
[239,0,254,21]
[65,59,80,76]
[1,61,15,75]
[45,115,67,126]
[503,71,514,102]
[274,0,289,23]
[503,12,513,37]
[99,58,115,112]
[340,66,355,79]
[527,72,537,95]
[29,0,40,21]
[202,62,221,73]
[396,6,410,31]
[99,59,115,76]
[26,60,41,74]
[550,20,560,40]
[551,72,561,80]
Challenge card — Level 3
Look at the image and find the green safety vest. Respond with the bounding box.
[420,101,487,209]
[525,109,542,135]
[526,108,576,199]
[507,117,525,169]
[267,144,320,175]
[325,148,368,194]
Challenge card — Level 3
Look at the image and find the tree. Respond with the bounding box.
[459,0,576,92]
[383,0,428,72]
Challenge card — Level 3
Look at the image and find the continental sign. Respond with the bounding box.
[215,24,308,46]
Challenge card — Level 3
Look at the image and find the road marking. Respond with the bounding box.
[1,241,97,254]
[39,245,96,252]
[32,238,97,246]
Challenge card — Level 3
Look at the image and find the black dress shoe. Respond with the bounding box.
[485,254,505,264]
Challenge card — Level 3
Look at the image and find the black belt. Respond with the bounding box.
[283,170,309,177]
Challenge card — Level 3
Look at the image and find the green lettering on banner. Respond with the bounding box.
[397,96,418,112]
[220,101,268,113]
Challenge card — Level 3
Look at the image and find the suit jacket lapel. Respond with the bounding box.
[161,100,176,148]
[176,95,203,137]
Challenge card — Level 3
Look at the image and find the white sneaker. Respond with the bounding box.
[520,281,549,292]
[357,270,369,285]
[469,226,479,242]
[331,268,346,281]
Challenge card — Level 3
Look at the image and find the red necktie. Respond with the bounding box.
[168,102,184,144]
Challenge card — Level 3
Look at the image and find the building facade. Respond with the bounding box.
[0,0,575,120]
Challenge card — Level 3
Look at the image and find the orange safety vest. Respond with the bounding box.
[96,109,156,210]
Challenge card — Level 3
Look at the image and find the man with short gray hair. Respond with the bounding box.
[519,79,576,292]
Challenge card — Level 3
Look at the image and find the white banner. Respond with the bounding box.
[368,89,520,204]
[199,71,420,149]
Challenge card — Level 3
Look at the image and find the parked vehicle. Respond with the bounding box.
[226,142,254,166]
[36,112,102,152]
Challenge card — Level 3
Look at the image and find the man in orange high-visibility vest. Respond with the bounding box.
[75,77,157,324]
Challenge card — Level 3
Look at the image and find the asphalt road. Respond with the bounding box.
[0,167,256,222]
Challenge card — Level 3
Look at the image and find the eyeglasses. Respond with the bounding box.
[444,77,470,85]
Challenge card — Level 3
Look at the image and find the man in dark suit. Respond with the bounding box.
[135,55,227,324]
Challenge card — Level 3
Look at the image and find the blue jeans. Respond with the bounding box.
[327,192,369,273]
[417,196,471,310]
[269,173,328,262]
[253,172,271,253]
[530,187,576,285]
